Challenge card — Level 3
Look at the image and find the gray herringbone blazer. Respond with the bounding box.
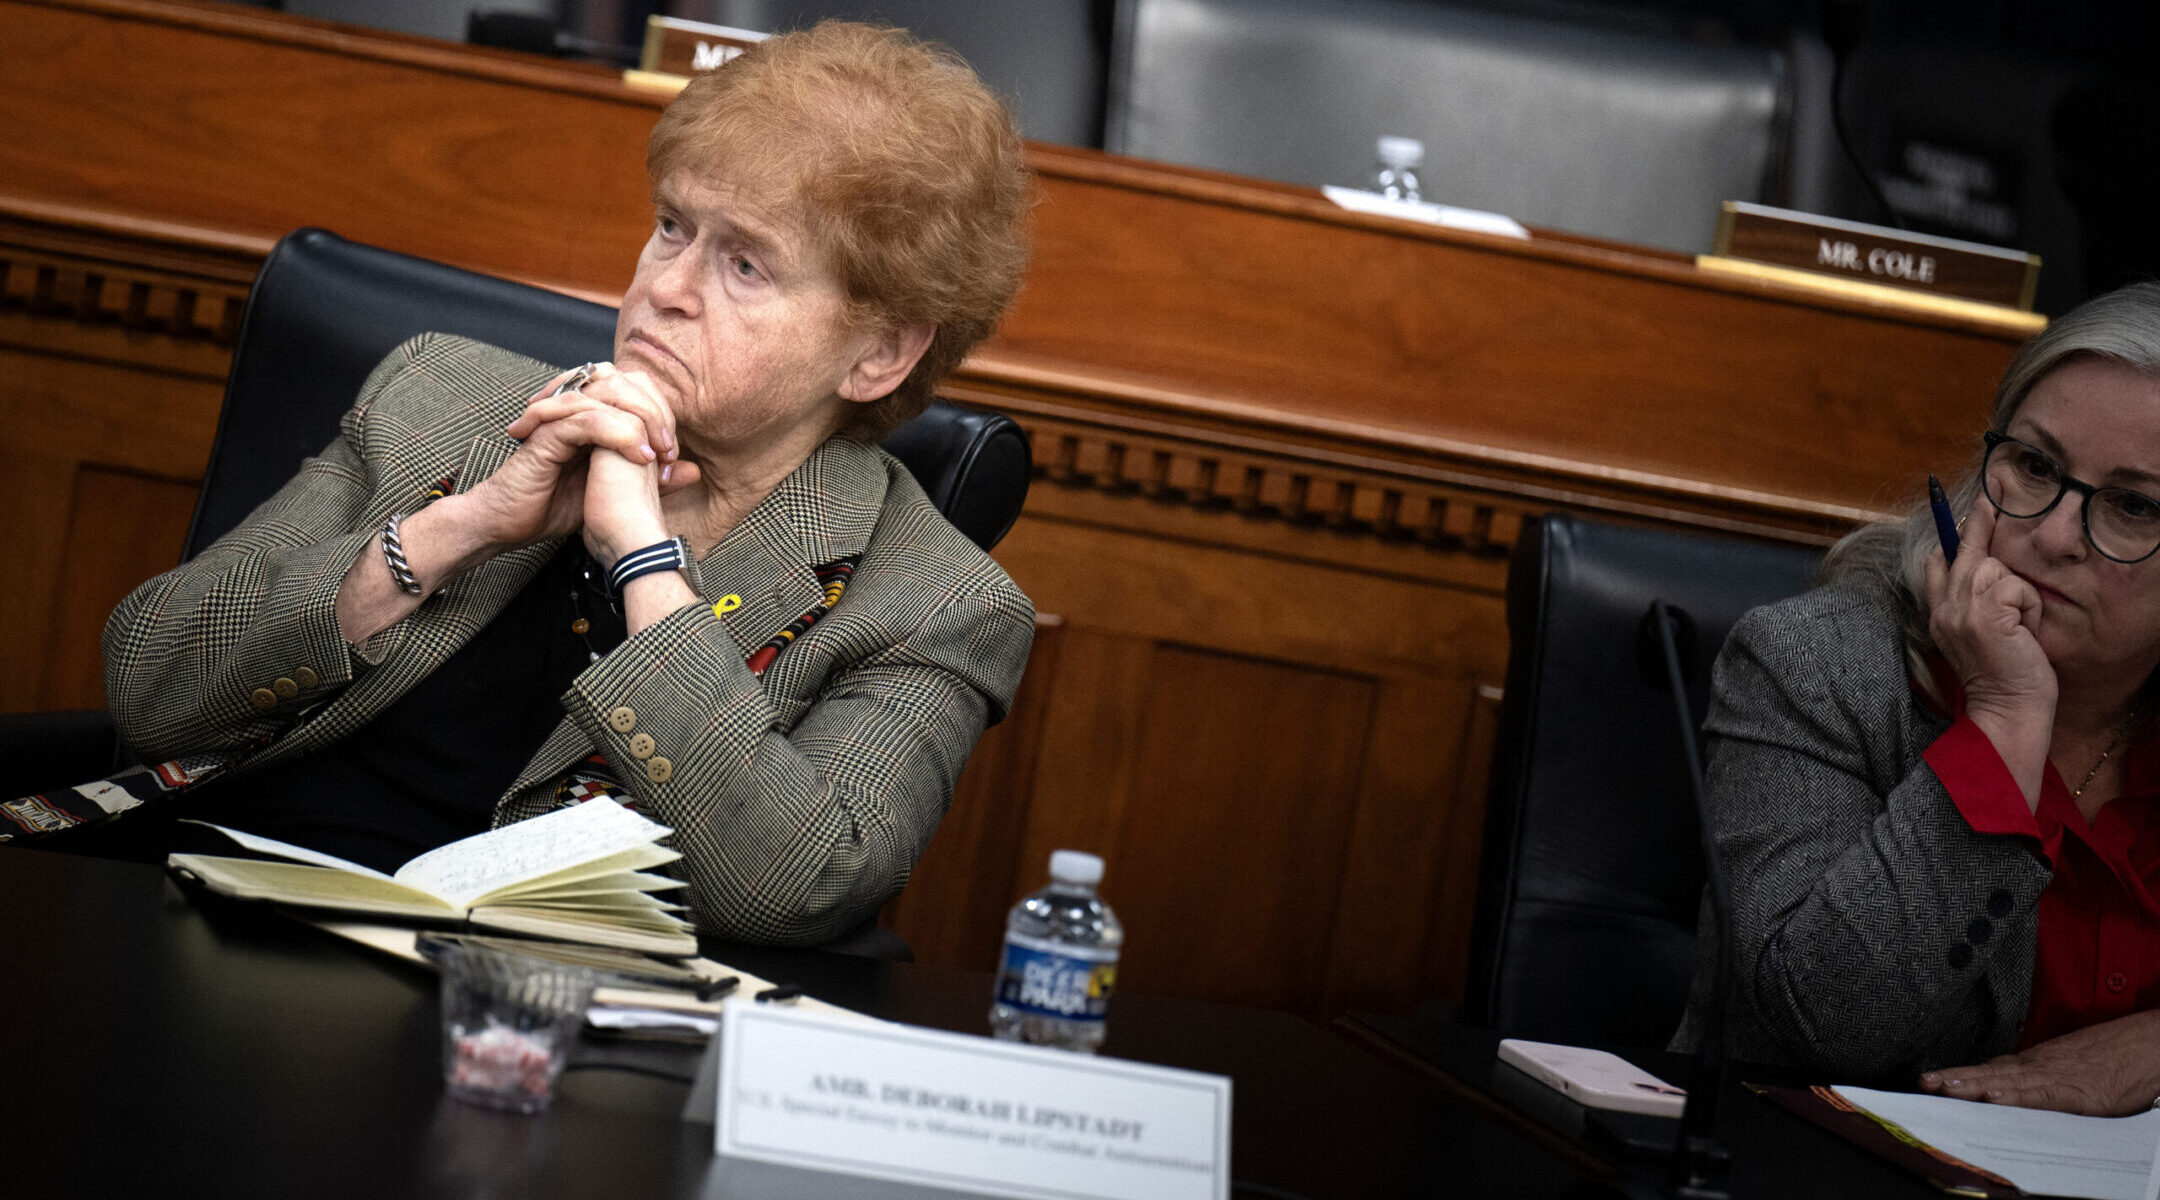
[104,334,1035,944]
[1669,579,2049,1077]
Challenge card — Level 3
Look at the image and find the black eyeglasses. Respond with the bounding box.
[1981,431,2160,564]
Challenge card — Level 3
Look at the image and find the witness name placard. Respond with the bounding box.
[638,15,766,77]
[1713,200,2040,310]
[710,1004,1231,1200]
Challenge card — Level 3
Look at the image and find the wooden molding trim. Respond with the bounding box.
[0,195,277,265]
[1010,406,1533,560]
[947,375,1868,548]
[0,218,255,347]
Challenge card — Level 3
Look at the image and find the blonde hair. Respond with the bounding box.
[646,21,1032,438]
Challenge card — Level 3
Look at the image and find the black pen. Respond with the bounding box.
[1928,475,1960,562]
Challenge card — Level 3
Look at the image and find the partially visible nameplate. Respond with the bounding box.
[696,1004,1232,1200]
[638,15,766,78]
[1713,200,2040,310]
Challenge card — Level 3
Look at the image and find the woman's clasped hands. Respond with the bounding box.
[477,362,702,564]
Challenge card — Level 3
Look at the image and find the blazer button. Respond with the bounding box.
[645,756,673,784]
[2108,972,2129,994]
[608,706,637,734]
[1966,918,1991,945]
[295,666,320,689]
[250,688,278,711]
[273,677,299,700]
[1947,944,1974,969]
[1987,889,2014,918]
[628,733,656,760]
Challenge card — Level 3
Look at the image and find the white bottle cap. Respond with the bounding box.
[1376,134,1424,169]
[1048,849,1104,886]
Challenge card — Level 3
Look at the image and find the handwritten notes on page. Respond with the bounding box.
[399,799,673,908]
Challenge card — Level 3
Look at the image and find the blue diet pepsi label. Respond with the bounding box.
[994,933,1117,1021]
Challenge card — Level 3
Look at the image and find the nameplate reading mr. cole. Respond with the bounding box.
[713,1004,1231,1200]
[639,15,766,77]
[1714,200,2040,310]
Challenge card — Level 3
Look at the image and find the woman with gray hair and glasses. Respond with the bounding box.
[1672,282,2160,1114]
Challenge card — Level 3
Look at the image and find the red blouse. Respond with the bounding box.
[1922,706,2160,1049]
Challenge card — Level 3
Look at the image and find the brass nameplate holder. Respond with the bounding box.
[636,15,766,81]
[1710,201,2040,312]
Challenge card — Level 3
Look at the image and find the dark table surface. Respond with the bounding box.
[1,846,1588,1200]
[1339,1010,1946,1200]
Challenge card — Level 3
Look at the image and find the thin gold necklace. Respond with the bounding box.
[2072,706,2138,801]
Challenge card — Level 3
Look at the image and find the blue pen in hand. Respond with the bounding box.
[1928,475,1960,562]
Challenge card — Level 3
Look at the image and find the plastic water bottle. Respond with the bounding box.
[989,850,1123,1053]
[1374,134,1424,202]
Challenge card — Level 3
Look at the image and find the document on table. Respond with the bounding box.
[1319,186,1531,240]
[1835,1086,2160,1200]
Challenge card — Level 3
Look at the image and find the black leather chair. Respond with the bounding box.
[13,227,1030,803]
[1461,513,1819,1048]
[1107,0,1791,254]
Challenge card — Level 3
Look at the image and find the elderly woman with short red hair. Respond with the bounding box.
[87,23,1035,945]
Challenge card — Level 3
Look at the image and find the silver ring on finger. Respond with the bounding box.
[550,362,598,398]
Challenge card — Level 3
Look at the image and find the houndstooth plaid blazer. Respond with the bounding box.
[103,333,1036,944]
[1669,578,2049,1077]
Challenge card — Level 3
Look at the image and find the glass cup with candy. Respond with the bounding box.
[427,938,598,1114]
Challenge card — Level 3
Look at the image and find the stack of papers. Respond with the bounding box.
[1833,1086,2160,1200]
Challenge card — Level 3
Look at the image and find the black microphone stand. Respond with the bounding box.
[1644,600,1733,1200]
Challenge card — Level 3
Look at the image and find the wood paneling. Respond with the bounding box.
[881,616,1065,968]
[1320,677,1492,1016]
[0,0,2045,1021]
[0,218,239,707]
[42,468,199,710]
[968,503,1514,1016]
[1105,648,1377,1013]
[1019,628,1159,867]
[1,0,655,297]
[3,455,81,708]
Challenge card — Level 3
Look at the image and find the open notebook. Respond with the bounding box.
[166,797,697,956]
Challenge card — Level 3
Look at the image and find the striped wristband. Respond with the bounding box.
[607,536,689,597]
